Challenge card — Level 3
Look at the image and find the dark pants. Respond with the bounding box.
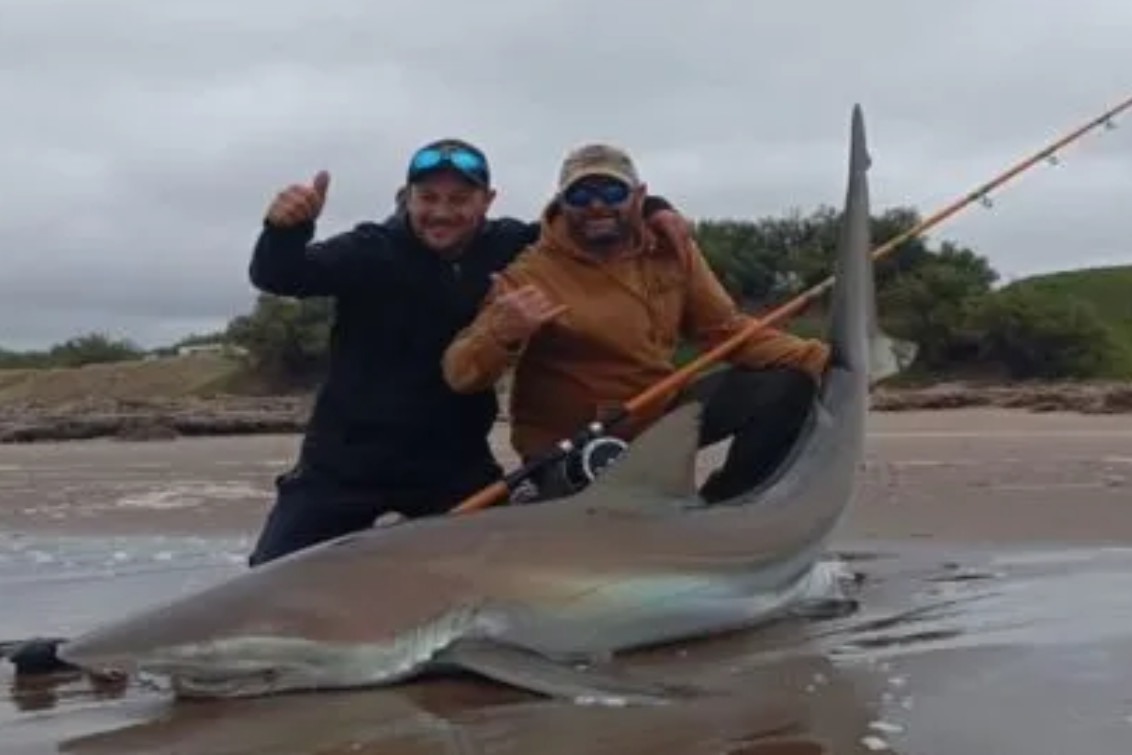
[525,365,817,504]
[247,459,501,567]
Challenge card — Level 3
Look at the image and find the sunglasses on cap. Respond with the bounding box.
[561,179,631,209]
[407,144,489,185]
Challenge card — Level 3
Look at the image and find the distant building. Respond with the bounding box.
[175,343,248,358]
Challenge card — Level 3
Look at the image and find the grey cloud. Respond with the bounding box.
[2,0,1129,349]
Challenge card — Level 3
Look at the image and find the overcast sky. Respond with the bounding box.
[2,0,1129,350]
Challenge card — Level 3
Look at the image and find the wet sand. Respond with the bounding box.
[2,409,1132,753]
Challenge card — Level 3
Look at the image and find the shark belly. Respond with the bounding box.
[479,554,835,660]
[131,605,487,698]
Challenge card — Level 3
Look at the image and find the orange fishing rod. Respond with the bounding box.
[450,94,1132,516]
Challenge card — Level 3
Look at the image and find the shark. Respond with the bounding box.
[56,104,911,705]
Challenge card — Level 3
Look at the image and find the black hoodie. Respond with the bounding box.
[249,214,535,491]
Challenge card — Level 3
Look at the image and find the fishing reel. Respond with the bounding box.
[508,431,630,505]
[561,435,629,490]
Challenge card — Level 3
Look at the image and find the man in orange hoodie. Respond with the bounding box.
[442,143,830,503]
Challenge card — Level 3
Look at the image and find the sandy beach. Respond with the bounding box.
[2,408,1132,754]
[2,407,1129,544]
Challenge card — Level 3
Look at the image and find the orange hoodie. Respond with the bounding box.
[442,207,830,459]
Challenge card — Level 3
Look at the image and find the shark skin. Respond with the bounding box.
[57,105,909,706]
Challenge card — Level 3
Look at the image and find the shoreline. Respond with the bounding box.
[0,380,1130,444]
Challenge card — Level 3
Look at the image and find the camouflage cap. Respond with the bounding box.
[557,143,641,192]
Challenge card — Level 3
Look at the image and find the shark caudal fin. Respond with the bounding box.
[864,195,918,385]
[842,105,918,387]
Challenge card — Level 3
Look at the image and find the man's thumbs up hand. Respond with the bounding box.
[266,170,331,227]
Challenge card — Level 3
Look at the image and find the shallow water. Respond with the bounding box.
[3,535,1132,754]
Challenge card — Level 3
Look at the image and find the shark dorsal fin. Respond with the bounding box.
[568,400,703,510]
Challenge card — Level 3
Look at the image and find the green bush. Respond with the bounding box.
[966,287,1129,379]
[1002,265,1132,347]
[225,294,333,385]
[0,332,144,370]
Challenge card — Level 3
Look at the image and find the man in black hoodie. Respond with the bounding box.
[245,138,690,566]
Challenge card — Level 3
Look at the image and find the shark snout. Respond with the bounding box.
[56,638,137,675]
[59,631,391,699]
[60,638,300,697]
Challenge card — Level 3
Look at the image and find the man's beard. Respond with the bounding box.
[567,213,630,253]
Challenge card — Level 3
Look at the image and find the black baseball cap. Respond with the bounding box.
[405,138,491,187]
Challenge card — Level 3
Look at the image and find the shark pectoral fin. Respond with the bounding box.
[434,639,701,707]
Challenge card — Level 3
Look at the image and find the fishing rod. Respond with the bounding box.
[448,94,1132,516]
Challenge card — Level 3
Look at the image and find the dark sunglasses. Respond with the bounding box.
[561,179,631,209]
[408,145,488,183]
